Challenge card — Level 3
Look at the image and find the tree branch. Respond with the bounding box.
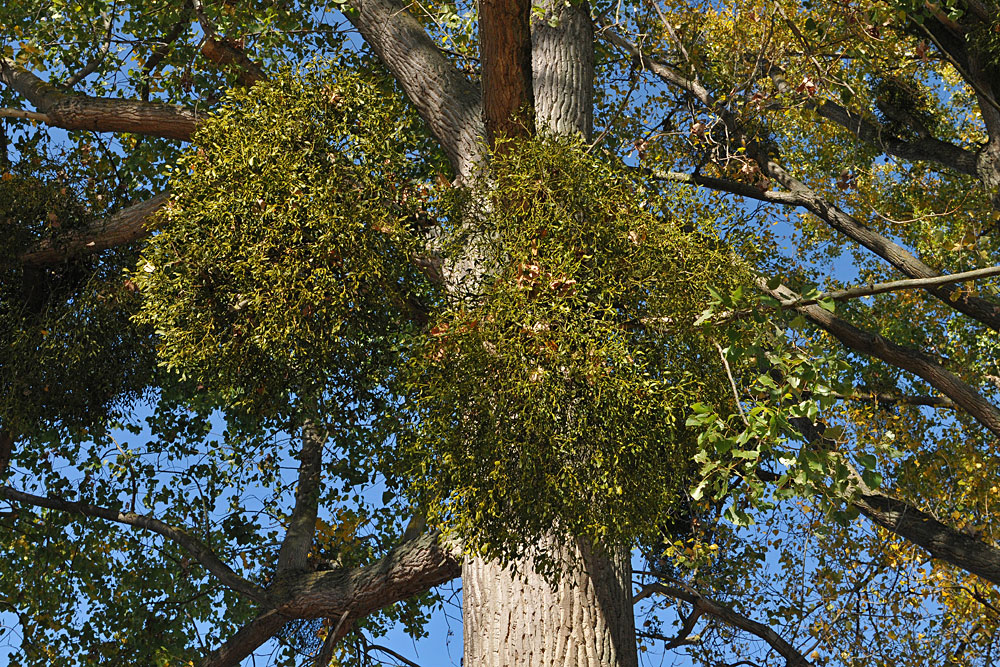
[276,421,325,573]
[789,419,1000,586]
[19,192,170,266]
[765,64,979,177]
[648,169,802,206]
[599,25,1000,332]
[270,531,460,619]
[854,491,1000,586]
[63,11,114,89]
[0,430,12,478]
[199,609,291,667]
[0,57,200,141]
[760,160,1000,330]
[191,0,267,87]
[634,581,813,667]
[779,265,1000,308]
[140,10,195,101]
[761,279,1000,436]
[837,391,956,410]
[345,0,484,179]
[0,485,268,604]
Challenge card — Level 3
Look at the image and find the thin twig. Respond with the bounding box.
[714,340,748,426]
[780,265,1000,308]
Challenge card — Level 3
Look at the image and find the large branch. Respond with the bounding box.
[0,485,268,604]
[275,421,325,573]
[202,531,459,667]
[634,581,814,667]
[0,57,199,141]
[20,192,169,266]
[763,280,1000,436]
[270,531,460,620]
[856,491,1000,585]
[600,26,1000,332]
[199,609,291,667]
[766,65,979,177]
[788,420,1000,586]
[346,0,484,179]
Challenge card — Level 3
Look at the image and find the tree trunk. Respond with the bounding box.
[463,4,637,666]
[464,539,637,667]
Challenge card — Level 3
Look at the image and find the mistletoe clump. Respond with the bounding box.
[135,61,446,416]
[393,138,748,562]
[0,168,151,437]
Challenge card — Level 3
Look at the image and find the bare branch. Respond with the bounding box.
[0,57,200,141]
[312,618,342,667]
[855,491,1000,586]
[365,642,423,667]
[780,266,1000,308]
[20,192,169,266]
[63,11,113,89]
[837,391,956,410]
[634,581,814,667]
[760,160,1000,330]
[648,169,802,206]
[761,279,1000,436]
[0,108,52,123]
[0,485,268,604]
[199,609,291,667]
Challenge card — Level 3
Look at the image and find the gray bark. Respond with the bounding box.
[465,540,637,667]
[462,5,638,666]
[347,0,485,180]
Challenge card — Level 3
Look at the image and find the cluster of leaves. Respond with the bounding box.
[391,138,750,564]
[0,166,152,438]
[135,60,447,418]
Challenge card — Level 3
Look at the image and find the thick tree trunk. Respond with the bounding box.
[463,4,637,666]
[464,539,637,667]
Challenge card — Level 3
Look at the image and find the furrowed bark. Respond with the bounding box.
[465,539,638,667]
[481,0,535,146]
[531,0,594,138]
[275,421,325,573]
[0,57,199,141]
[270,531,460,619]
[346,0,484,180]
[20,192,169,266]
